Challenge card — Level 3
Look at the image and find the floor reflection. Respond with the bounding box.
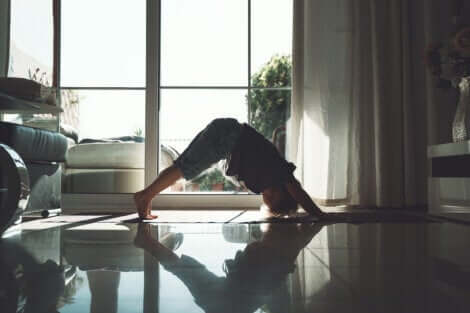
[0,238,73,313]
[0,217,469,313]
[135,223,324,313]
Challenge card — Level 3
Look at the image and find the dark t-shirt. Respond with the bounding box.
[226,123,296,193]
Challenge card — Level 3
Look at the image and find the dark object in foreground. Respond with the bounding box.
[0,144,30,235]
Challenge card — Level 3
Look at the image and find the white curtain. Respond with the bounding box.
[0,0,10,76]
[289,0,455,209]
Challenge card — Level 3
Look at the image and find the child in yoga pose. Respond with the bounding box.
[134,118,326,220]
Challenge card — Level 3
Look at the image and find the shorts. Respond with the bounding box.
[173,118,243,180]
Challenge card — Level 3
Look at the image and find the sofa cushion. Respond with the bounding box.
[63,168,144,193]
[0,121,68,162]
[66,142,145,168]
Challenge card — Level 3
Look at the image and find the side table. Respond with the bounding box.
[428,141,470,213]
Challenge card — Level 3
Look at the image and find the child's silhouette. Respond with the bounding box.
[134,118,326,220]
[134,222,326,313]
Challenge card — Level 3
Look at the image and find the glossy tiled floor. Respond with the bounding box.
[1,212,470,313]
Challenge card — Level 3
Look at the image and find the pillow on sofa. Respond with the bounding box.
[79,136,144,144]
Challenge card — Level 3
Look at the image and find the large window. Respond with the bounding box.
[159,0,293,193]
[37,0,292,196]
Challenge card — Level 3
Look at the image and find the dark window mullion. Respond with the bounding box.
[248,0,252,124]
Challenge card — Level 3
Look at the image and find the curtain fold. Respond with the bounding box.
[288,0,305,184]
[0,0,10,77]
[289,0,452,209]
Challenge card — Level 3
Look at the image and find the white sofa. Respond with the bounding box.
[63,142,179,193]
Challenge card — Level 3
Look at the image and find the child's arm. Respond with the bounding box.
[285,178,326,217]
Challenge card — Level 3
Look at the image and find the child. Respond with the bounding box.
[134,118,326,220]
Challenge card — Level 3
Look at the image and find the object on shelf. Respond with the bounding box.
[452,77,470,142]
[0,77,56,104]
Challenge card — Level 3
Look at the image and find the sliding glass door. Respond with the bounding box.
[60,0,146,194]
[158,0,293,194]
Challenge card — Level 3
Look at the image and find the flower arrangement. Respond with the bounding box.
[28,67,51,87]
[425,27,470,88]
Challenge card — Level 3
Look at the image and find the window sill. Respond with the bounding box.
[62,193,262,214]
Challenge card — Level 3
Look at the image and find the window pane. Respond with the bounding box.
[251,0,292,87]
[161,0,248,86]
[62,90,145,194]
[61,0,146,87]
[68,90,145,140]
[248,89,291,156]
[9,0,53,83]
[159,89,249,193]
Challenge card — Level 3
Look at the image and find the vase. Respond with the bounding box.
[452,77,470,142]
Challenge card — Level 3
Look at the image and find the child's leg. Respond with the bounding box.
[173,118,242,180]
[134,118,242,219]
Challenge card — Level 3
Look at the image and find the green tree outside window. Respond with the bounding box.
[247,54,292,140]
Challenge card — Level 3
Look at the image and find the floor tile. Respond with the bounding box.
[3,215,112,234]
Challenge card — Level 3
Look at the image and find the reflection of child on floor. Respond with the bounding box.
[134,118,326,220]
[134,223,325,313]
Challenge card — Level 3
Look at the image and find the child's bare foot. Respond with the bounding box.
[134,191,158,220]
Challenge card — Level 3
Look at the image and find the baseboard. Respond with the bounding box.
[428,204,470,214]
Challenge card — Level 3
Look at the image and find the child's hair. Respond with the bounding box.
[268,185,298,217]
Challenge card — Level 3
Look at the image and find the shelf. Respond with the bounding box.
[428,142,470,214]
[0,91,63,115]
[428,141,470,177]
[427,141,470,158]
